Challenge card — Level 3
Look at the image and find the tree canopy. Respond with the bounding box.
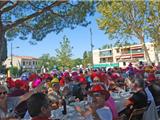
[37,53,57,71]
[55,35,73,67]
[83,51,91,68]
[97,0,160,63]
[0,0,95,64]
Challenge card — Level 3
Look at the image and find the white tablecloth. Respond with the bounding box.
[51,101,87,120]
[111,91,131,112]
[51,92,132,119]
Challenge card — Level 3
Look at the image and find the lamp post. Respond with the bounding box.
[10,43,19,77]
[10,43,13,67]
[90,28,94,67]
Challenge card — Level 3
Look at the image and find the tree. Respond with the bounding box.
[101,43,113,49]
[146,1,160,63]
[72,58,83,67]
[97,1,154,64]
[37,53,57,71]
[56,35,73,68]
[11,66,19,77]
[0,1,95,65]
[83,51,91,68]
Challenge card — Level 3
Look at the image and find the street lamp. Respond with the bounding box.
[10,43,19,77]
[90,28,94,67]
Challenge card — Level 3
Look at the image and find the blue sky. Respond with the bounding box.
[7,13,137,59]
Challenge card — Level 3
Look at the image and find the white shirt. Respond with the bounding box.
[96,106,112,120]
[145,87,154,102]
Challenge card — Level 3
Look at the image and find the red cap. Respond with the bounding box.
[91,84,105,92]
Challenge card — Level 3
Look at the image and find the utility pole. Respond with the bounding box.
[10,43,13,77]
[90,28,94,66]
[10,43,19,77]
[11,43,13,66]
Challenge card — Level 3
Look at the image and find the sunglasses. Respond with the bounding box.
[93,92,101,96]
[0,91,7,95]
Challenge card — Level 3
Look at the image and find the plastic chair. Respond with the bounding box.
[129,107,147,120]
[15,100,28,118]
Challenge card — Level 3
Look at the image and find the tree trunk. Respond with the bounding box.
[143,43,152,64]
[0,17,7,66]
[135,31,152,64]
[154,45,160,64]
[140,38,152,64]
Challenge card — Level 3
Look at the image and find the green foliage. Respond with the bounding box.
[101,41,137,49]
[146,1,160,45]
[11,66,19,77]
[56,35,73,68]
[37,53,57,71]
[72,58,83,67]
[0,1,96,64]
[83,51,91,67]
[97,1,146,39]
[2,1,95,43]
[96,0,159,63]
[101,44,113,49]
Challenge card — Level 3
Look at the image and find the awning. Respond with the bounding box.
[93,63,119,68]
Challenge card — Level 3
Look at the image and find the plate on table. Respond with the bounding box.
[120,92,131,98]
[111,93,121,99]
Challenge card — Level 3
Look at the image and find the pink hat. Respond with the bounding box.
[71,71,78,76]
[32,78,41,88]
[63,72,70,77]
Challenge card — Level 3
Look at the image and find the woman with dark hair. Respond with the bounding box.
[27,93,52,120]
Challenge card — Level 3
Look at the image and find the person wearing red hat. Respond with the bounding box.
[8,80,26,97]
[75,84,112,120]
[6,77,15,90]
[0,79,45,119]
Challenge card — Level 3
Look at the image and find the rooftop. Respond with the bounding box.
[13,56,38,60]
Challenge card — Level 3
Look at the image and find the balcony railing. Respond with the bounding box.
[121,50,144,54]
[128,50,144,54]
[100,53,113,57]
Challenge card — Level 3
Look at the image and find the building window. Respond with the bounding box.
[100,58,106,63]
[100,51,112,56]
[22,61,25,66]
[29,61,31,65]
[108,57,113,62]
[109,50,112,54]
[33,61,35,65]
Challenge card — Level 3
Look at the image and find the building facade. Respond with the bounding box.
[4,56,39,71]
[93,43,160,68]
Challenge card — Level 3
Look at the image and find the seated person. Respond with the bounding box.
[0,83,43,119]
[75,84,112,120]
[27,93,52,120]
[148,82,160,106]
[72,82,84,101]
[105,95,118,120]
[51,82,62,100]
[62,86,76,104]
[121,78,147,118]
[48,93,60,110]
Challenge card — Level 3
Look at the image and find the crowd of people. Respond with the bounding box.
[0,62,160,120]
